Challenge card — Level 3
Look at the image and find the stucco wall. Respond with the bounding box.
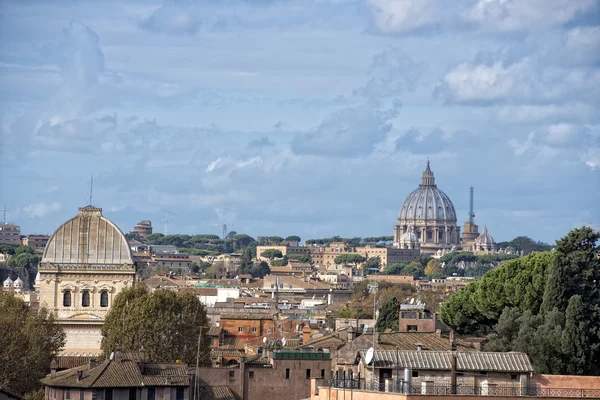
[532,374,600,389]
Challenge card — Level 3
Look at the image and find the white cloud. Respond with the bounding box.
[22,202,62,218]
[509,131,536,156]
[464,0,597,32]
[563,26,600,65]
[497,103,600,124]
[545,123,584,146]
[583,148,600,169]
[366,0,441,34]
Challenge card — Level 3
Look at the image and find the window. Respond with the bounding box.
[228,370,235,379]
[100,290,109,307]
[105,389,113,400]
[249,371,255,379]
[82,290,90,307]
[285,368,290,379]
[65,390,71,400]
[251,327,257,333]
[238,327,243,332]
[306,369,311,379]
[175,388,184,400]
[321,369,325,378]
[511,374,518,380]
[63,291,72,307]
[427,231,432,240]
[407,325,418,332]
[147,389,155,400]
[412,371,419,378]
[401,311,417,319]
[128,389,135,400]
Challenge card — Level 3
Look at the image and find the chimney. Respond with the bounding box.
[302,325,312,344]
[416,343,423,351]
[115,349,123,362]
[50,359,57,378]
[449,330,456,351]
[347,327,356,342]
[374,330,381,344]
[77,370,83,382]
[89,358,98,370]
[139,346,146,372]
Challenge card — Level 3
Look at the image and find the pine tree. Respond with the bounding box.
[561,295,591,375]
[375,296,400,331]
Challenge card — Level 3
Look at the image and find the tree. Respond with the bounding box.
[284,235,301,243]
[382,263,405,275]
[375,296,400,331]
[424,259,442,277]
[226,230,238,239]
[101,286,210,366]
[250,261,270,278]
[0,243,18,256]
[287,254,311,263]
[14,245,34,255]
[270,256,288,266]
[124,232,142,241]
[260,249,283,260]
[334,254,366,266]
[0,291,65,396]
[364,257,381,272]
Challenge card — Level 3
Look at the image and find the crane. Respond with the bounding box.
[161,209,176,235]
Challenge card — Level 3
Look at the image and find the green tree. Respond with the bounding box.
[250,261,270,278]
[0,291,65,396]
[0,243,18,255]
[334,254,366,266]
[270,256,288,266]
[284,235,301,243]
[364,257,381,272]
[287,254,311,263]
[14,245,34,255]
[561,295,589,375]
[424,259,442,277]
[400,265,425,278]
[101,286,210,366]
[382,263,405,275]
[260,248,283,260]
[375,296,400,331]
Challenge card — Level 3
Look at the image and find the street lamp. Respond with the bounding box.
[368,281,379,391]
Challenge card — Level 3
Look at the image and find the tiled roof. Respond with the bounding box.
[196,386,237,400]
[243,356,272,368]
[208,326,223,336]
[358,350,533,372]
[41,356,189,388]
[193,288,219,296]
[211,349,244,357]
[367,332,480,352]
[56,356,104,370]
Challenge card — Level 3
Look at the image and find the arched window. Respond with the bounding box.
[63,290,71,307]
[100,290,109,307]
[82,290,90,307]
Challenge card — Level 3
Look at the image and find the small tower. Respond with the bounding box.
[3,276,14,290]
[462,186,480,248]
[13,277,24,293]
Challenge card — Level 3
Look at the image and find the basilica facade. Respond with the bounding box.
[36,206,136,356]
[394,162,461,253]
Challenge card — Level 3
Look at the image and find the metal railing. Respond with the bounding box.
[327,379,600,398]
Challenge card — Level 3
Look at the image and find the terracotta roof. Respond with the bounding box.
[193,288,219,296]
[56,356,105,370]
[41,355,188,388]
[196,386,236,400]
[244,356,272,368]
[143,276,185,288]
[211,349,244,357]
[208,326,223,336]
[358,350,533,372]
[367,332,480,352]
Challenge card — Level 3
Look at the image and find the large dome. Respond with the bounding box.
[398,166,457,223]
[42,206,133,266]
[394,161,460,252]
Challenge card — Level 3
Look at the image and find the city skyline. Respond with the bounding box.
[1,0,599,243]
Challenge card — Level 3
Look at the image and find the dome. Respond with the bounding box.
[42,206,133,266]
[402,231,417,242]
[14,277,23,287]
[398,161,457,223]
[3,277,13,287]
[475,226,494,245]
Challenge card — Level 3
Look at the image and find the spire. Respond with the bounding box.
[469,186,475,224]
[420,160,436,186]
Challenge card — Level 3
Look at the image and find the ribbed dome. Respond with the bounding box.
[398,162,457,223]
[475,226,494,245]
[42,206,133,266]
[402,231,418,242]
[13,277,23,287]
[3,277,13,287]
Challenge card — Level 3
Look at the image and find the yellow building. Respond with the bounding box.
[37,206,137,356]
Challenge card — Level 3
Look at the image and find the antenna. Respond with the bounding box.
[1,205,7,224]
[90,174,94,206]
[223,224,227,240]
[469,186,475,224]
[161,209,176,235]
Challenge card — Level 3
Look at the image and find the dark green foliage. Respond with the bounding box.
[124,231,142,241]
[364,257,381,271]
[144,232,255,254]
[375,296,400,331]
[0,291,65,396]
[382,263,424,278]
[270,256,288,266]
[101,286,210,366]
[260,249,283,260]
[0,243,19,255]
[284,235,302,243]
[496,236,554,255]
[334,254,366,265]
[287,254,311,263]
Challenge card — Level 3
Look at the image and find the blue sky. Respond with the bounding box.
[1,0,599,244]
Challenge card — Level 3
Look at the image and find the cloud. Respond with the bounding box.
[62,20,106,87]
[22,202,62,218]
[365,0,442,35]
[139,3,202,35]
[497,103,600,124]
[464,0,597,32]
[353,47,421,98]
[509,132,536,156]
[563,26,600,66]
[247,137,275,149]
[436,61,529,104]
[395,127,450,154]
[544,123,588,146]
[290,101,401,157]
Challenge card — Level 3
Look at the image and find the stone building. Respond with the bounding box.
[394,162,460,254]
[134,220,153,238]
[21,234,50,253]
[0,223,21,245]
[37,206,136,356]
[471,226,497,254]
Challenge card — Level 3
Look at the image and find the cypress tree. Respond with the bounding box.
[375,296,400,331]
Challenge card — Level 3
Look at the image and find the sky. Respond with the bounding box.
[0,0,599,244]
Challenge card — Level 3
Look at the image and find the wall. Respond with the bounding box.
[44,386,187,400]
[532,374,600,389]
[196,367,242,398]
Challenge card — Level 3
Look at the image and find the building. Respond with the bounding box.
[461,186,480,250]
[37,206,137,356]
[470,226,497,254]
[134,220,153,238]
[0,223,20,245]
[356,350,532,393]
[41,351,189,399]
[195,349,332,400]
[399,304,446,333]
[21,234,50,253]
[394,161,460,254]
